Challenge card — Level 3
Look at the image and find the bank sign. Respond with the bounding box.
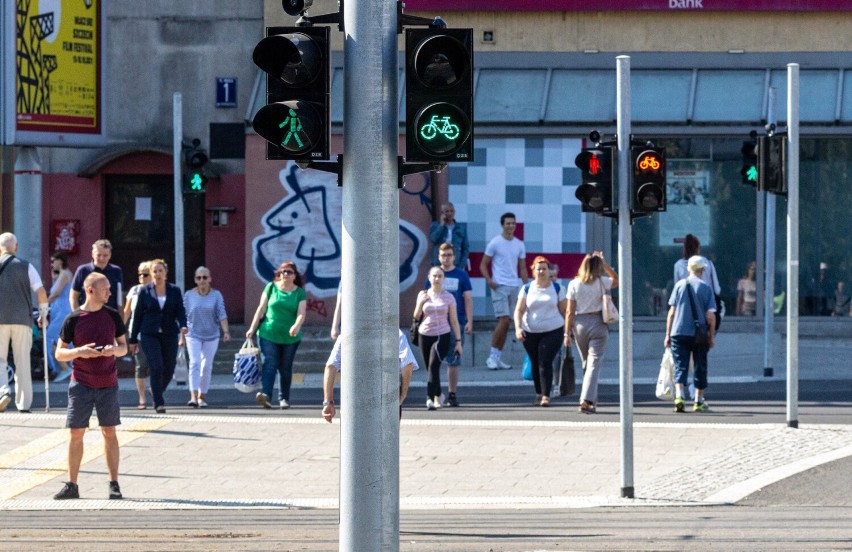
[403,0,847,10]
[0,0,106,146]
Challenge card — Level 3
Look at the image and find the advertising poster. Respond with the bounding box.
[659,161,711,247]
[4,0,105,146]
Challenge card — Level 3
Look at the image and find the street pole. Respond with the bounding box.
[173,93,185,291]
[763,88,777,378]
[615,55,634,499]
[786,64,799,428]
[12,147,41,270]
[340,0,401,549]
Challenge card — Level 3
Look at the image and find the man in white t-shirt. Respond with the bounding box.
[479,213,528,370]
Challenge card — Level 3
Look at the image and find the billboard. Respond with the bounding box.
[1,0,106,147]
[402,0,849,11]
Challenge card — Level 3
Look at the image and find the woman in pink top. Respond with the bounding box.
[414,266,462,411]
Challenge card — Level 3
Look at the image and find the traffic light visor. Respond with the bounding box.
[635,182,663,210]
[253,33,322,88]
[412,35,469,89]
[575,183,606,210]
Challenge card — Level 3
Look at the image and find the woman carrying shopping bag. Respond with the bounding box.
[183,266,230,408]
[564,252,618,414]
[246,261,306,410]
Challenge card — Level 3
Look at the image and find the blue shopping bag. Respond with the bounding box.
[522,354,533,381]
[233,338,261,393]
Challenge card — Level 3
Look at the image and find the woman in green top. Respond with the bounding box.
[246,261,307,409]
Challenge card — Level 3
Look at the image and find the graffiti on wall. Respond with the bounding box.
[252,164,427,298]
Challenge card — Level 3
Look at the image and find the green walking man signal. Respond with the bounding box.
[279,108,305,149]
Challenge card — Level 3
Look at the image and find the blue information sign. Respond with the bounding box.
[216,78,237,108]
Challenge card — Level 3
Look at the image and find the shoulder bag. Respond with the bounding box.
[685,283,710,346]
[600,279,619,324]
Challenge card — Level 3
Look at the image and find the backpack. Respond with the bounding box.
[523,281,560,296]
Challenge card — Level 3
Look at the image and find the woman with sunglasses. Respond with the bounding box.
[246,261,307,409]
[46,252,74,382]
[128,259,188,414]
[183,266,230,407]
[123,261,152,409]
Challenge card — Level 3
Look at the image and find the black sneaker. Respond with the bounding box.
[109,480,123,500]
[445,393,459,407]
[54,481,79,500]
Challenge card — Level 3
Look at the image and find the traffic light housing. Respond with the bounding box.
[741,140,758,186]
[631,146,666,214]
[252,26,330,161]
[758,135,786,196]
[183,139,209,194]
[574,147,615,214]
[405,28,474,163]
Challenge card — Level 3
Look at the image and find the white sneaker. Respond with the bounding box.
[433,396,442,409]
[426,398,436,411]
[0,392,10,413]
[279,399,290,410]
[498,359,512,370]
[486,356,500,370]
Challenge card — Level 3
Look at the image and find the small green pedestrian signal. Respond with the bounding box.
[278,108,305,149]
[190,173,204,191]
[746,165,758,182]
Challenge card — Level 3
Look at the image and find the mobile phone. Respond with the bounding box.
[93,345,105,351]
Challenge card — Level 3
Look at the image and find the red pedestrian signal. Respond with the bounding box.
[575,147,614,213]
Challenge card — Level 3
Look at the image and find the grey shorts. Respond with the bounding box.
[491,285,519,318]
[134,348,150,379]
[66,381,121,429]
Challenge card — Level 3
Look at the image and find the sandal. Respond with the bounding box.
[136,403,147,410]
[578,401,596,414]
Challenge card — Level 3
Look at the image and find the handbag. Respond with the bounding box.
[655,348,675,400]
[174,345,188,385]
[233,338,261,393]
[685,284,710,346]
[522,354,533,381]
[409,317,421,344]
[558,346,576,396]
[600,279,619,324]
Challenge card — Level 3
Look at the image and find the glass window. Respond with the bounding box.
[693,71,765,123]
[476,69,547,122]
[769,69,839,123]
[545,70,615,122]
[633,70,693,123]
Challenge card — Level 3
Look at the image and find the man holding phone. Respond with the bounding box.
[54,272,127,500]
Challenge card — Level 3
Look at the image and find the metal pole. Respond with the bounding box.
[173,93,185,292]
[786,64,799,428]
[616,55,634,499]
[763,88,777,378]
[12,147,41,269]
[341,0,400,549]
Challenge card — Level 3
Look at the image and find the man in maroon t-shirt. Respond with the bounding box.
[53,273,127,500]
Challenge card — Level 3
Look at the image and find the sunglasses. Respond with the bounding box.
[138,273,150,277]
[195,275,209,280]
[276,269,295,276]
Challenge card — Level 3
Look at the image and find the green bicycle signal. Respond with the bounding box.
[413,102,470,158]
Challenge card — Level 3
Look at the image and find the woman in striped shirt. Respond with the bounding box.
[183,266,230,407]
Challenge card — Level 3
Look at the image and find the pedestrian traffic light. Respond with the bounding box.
[183,139,208,194]
[758,135,786,196]
[405,28,474,163]
[741,140,758,186]
[252,26,330,161]
[574,147,615,213]
[631,146,666,213]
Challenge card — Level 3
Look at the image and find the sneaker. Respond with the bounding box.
[186,400,198,408]
[197,399,208,408]
[426,398,436,411]
[486,356,500,370]
[674,398,685,413]
[54,481,79,500]
[540,395,550,407]
[108,480,123,500]
[279,399,290,410]
[155,406,166,414]
[497,359,512,370]
[433,396,442,409]
[256,392,272,409]
[0,392,10,413]
[693,401,709,412]
[578,401,596,414]
[445,392,459,407]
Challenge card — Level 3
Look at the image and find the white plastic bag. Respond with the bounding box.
[233,338,261,393]
[655,348,675,401]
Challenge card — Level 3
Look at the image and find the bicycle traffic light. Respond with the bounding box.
[757,135,786,196]
[631,147,666,214]
[741,140,758,186]
[252,26,330,161]
[183,138,209,194]
[405,28,474,163]
[574,147,615,213]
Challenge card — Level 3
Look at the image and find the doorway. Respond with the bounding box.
[105,175,205,291]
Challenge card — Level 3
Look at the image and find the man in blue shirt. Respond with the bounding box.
[426,243,473,407]
[70,239,125,311]
[664,255,716,413]
[428,202,469,270]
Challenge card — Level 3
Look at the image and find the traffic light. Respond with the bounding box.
[741,140,758,186]
[252,26,330,161]
[405,28,474,162]
[631,146,666,213]
[574,147,615,213]
[183,139,208,194]
[758,135,786,196]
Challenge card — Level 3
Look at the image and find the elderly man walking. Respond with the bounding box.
[0,232,49,413]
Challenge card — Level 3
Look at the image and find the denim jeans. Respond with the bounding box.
[670,334,708,390]
[259,337,300,402]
